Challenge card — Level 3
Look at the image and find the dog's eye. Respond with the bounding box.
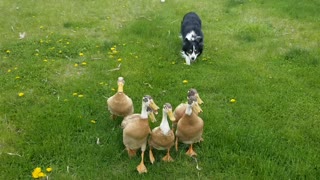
[188,49,193,53]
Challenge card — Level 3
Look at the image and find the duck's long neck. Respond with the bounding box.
[140,103,148,119]
[185,104,193,116]
[160,111,170,135]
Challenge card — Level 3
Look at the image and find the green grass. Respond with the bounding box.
[1,0,320,179]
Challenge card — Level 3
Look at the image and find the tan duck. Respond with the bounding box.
[173,88,203,131]
[121,95,159,174]
[107,77,134,120]
[175,95,203,157]
[149,103,176,164]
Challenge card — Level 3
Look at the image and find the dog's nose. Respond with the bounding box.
[191,57,195,61]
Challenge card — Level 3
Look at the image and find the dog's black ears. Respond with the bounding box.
[196,36,204,47]
[183,38,190,45]
[196,36,203,43]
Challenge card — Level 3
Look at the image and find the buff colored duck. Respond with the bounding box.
[173,88,203,131]
[175,96,203,157]
[121,95,159,174]
[149,103,176,164]
[107,77,134,120]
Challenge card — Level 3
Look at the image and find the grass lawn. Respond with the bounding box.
[1,0,319,179]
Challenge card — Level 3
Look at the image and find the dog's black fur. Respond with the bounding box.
[181,12,204,65]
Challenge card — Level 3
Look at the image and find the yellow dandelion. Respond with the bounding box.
[32,167,42,179]
[171,61,176,65]
[90,120,96,124]
[59,50,62,54]
[14,67,18,70]
[7,69,11,73]
[34,167,41,173]
[79,52,84,56]
[110,47,116,51]
[74,63,78,67]
[43,59,48,62]
[18,92,24,97]
[99,82,104,85]
[117,58,122,62]
[15,76,20,79]
[32,172,39,179]
[183,80,188,84]
[72,93,78,96]
[230,98,236,103]
[66,42,70,45]
[46,167,52,173]
[81,62,87,65]
[78,94,84,98]
[38,172,46,178]
[111,88,116,91]
[6,50,11,54]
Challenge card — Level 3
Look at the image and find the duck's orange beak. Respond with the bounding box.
[149,101,160,115]
[193,102,203,114]
[117,82,124,93]
[149,111,157,123]
[167,110,176,121]
[196,94,204,105]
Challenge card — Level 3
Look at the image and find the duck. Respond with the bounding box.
[121,95,159,174]
[148,103,176,164]
[175,95,203,157]
[107,77,134,120]
[173,88,203,131]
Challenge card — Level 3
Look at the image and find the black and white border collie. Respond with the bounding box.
[181,12,204,65]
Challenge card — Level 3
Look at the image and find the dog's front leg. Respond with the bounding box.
[185,56,191,65]
[181,51,191,65]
